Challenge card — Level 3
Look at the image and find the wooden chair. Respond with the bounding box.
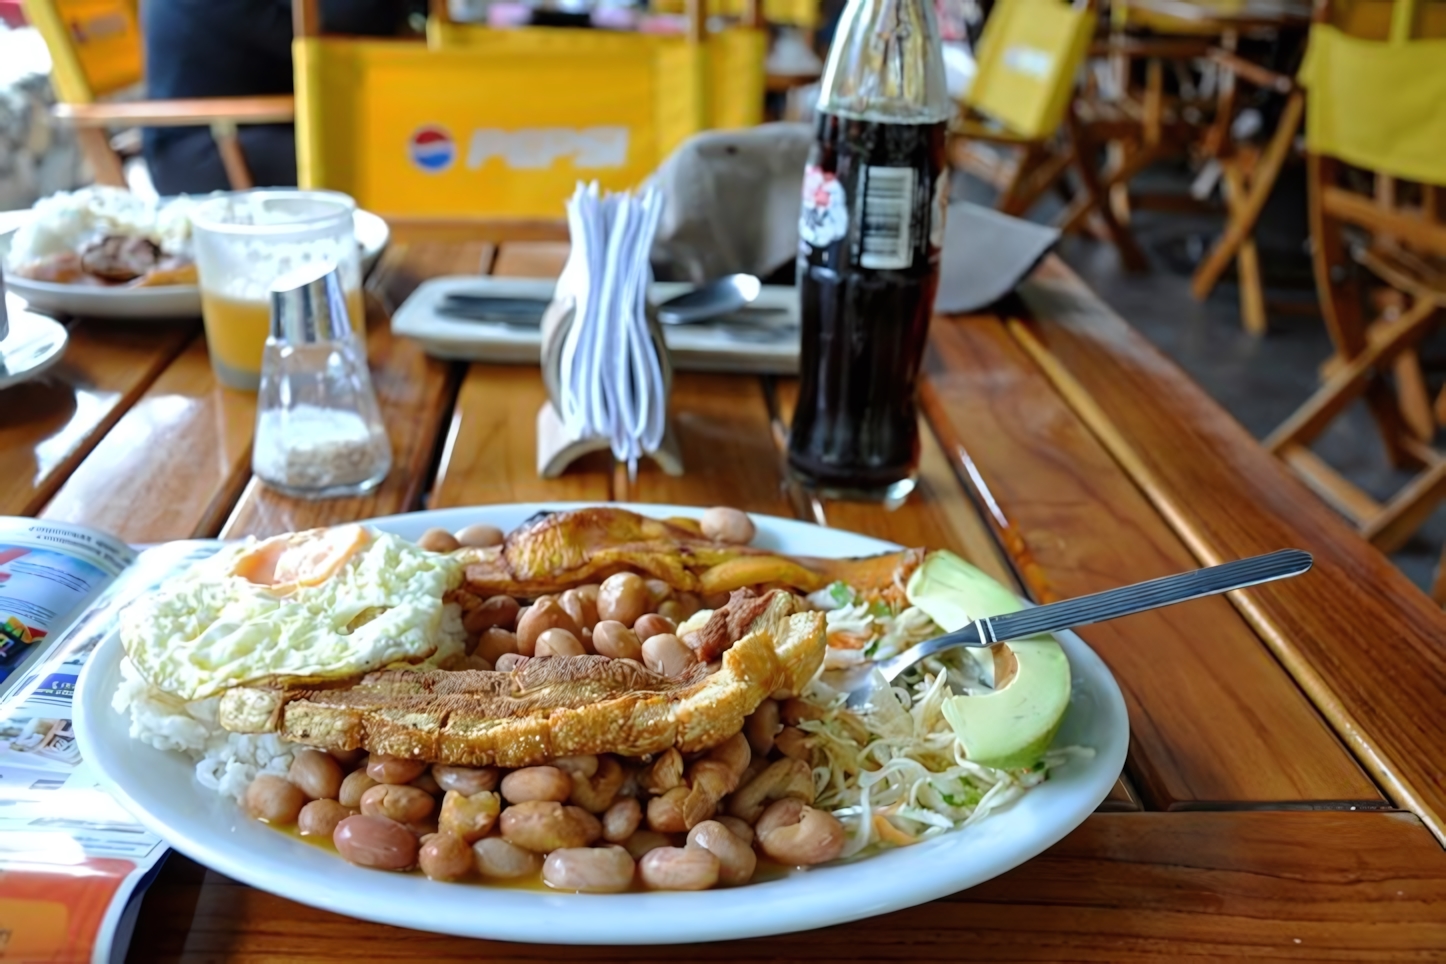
[1264,0,1446,566]
[949,0,1149,271]
[23,0,294,189]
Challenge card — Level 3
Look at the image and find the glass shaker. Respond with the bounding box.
[251,263,392,499]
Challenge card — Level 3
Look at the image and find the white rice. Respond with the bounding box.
[8,186,200,269]
[113,655,298,801]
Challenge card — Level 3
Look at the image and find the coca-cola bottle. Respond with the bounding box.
[787,0,951,501]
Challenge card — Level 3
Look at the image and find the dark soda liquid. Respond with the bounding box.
[787,111,947,496]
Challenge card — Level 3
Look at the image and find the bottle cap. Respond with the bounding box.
[269,262,351,344]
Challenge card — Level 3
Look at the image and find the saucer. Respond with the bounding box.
[0,301,68,390]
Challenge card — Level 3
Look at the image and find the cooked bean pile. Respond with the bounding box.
[242,507,847,892]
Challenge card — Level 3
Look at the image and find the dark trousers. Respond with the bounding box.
[142,123,298,195]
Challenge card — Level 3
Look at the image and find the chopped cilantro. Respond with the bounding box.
[940,782,984,808]
[868,600,892,619]
[827,581,855,606]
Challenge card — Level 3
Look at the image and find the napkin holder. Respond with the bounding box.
[536,293,684,478]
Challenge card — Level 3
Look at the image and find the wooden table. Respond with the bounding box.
[8,239,1446,959]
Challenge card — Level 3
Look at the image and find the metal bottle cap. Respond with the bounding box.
[269,262,350,344]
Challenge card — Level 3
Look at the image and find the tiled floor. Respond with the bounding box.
[976,163,1445,595]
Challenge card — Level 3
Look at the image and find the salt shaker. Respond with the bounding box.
[251,263,391,499]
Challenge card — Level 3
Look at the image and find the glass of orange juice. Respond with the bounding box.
[191,190,364,390]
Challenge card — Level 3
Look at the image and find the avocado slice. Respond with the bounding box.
[905,551,1071,770]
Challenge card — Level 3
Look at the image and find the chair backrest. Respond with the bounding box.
[1299,0,1446,186]
[294,13,764,220]
[963,0,1098,140]
[22,0,143,103]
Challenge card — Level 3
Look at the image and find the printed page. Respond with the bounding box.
[0,540,219,964]
[0,518,136,701]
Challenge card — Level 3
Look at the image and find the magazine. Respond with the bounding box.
[0,518,222,964]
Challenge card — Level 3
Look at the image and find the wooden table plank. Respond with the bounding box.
[622,373,793,514]
[126,811,1446,962]
[39,337,256,542]
[491,241,569,279]
[0,313,191,518]
[922,314,1382,809]
[1015,257,1446,842]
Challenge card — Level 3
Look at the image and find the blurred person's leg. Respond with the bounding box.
[143,124,297,195]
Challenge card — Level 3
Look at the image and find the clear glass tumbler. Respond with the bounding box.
[191,190,363,390]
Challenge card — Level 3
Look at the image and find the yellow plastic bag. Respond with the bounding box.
[1299,0,1446,186]
[964,0,1097,140]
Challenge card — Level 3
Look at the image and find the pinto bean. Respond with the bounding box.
[333,814,418,870]
[516,598,581,656]
[361,784,436,824]
[419,831,474,881]
[633,613,677,642]
[639,846,719,891]
[592,621,642,661]
[700,507,755,544]
[621,830,673,861]
[410,769,443,796]
[499,801,602,852]
[329,747,367,768]
[727,757,815,824]
[288,749,343,801]
[569,755,624,813]
[454,523,504,548]
[298,799,353,837]
[501,766,573,804]
[716,815,755,846]
[597,573,648,626]
[551,755,598,779]
[495,652,530,672]
[339,769,379,808]
[756,800,846,866]
[438,790,501,843]
[465,595,520,635]
[432,764,499,796]
[473,836,543,879]
[559,588,600,632]
[543,846,636,893]
[775,726,813,761]
[476,627,519,664]
[602,797,642,843]
[640,748,684,795]
[366,755,427,785]
[244,774,306,824]
[686,820,757,886]
[781,697,823,726]
[744,699,781,756]
[535,628,586,657]
[418,527,461,553]
[641,633,697,677]
[646,786,690,833]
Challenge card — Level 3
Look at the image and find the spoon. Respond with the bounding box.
[839,548,1313,708]
[655,273,761,325]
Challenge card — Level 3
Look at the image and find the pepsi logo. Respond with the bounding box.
[409,126,455,173]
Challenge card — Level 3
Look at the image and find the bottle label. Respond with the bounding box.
[858,166,917,270]
[930,169,950,250]
[799,165,850,248]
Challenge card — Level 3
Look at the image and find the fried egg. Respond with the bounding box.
[120,525,464,701]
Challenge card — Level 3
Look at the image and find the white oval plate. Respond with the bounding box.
[1,210,390,321]
[0,299,68,389]
[75,504,1128,945]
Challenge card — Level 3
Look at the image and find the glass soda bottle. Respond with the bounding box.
[786,0,952,501]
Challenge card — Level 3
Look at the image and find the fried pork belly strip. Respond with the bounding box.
[457,506,923,597]
[218,607,826,767]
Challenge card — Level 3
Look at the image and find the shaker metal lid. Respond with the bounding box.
[269,261,350,344]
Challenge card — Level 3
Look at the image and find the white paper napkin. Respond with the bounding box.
[555,182,668,475]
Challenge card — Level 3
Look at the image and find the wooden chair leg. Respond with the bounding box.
[75,127,126,187]
[1394,348,1435,442]
[1434,545,1446,607]
[1221,162,1267,334]
[211,122,255,190]
[1065,111,1148,273]
[1191,89,1304,302]
[997,143,1044,216]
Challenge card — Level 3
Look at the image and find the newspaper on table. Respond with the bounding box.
[0,518,220,964]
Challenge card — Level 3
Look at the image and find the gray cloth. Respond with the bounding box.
[650,124,1058,312]
[650,123,813,285]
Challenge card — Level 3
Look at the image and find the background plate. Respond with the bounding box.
[75,503,1129,944]
[1,209,391,320]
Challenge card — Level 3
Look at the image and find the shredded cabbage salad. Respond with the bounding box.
[798,581,1093,856]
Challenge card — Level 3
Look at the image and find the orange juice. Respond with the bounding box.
[201,286,366,390]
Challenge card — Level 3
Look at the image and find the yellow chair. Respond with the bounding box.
[1264,0,1446,569]
[23,0,294,188]
[950,0,1147,269]
[292,0,765,235]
